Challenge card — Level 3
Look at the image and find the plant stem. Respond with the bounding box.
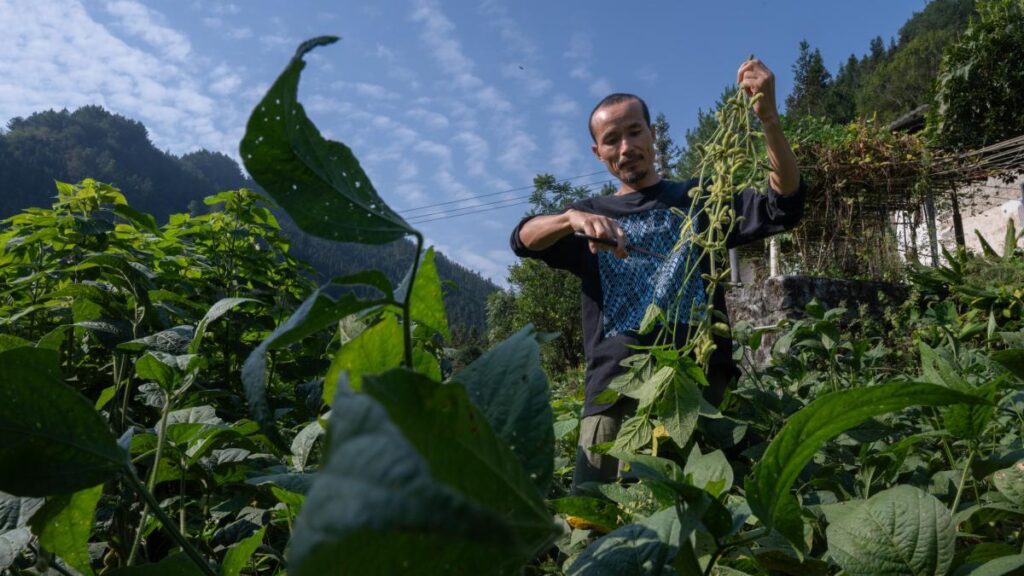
[123,466,217,576]
[952,448,974,514]
[127,390,173,565]
[401,232,424,368]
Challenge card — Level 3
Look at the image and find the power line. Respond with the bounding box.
[407,180,614,225]
[404,176,614,221]
[398,170,608,214]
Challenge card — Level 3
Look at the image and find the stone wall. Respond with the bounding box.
[725,275,908,368]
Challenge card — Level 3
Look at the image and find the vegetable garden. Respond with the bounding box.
[2,35,1024,576]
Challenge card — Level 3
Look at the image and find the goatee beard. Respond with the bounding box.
[620,168,648,185]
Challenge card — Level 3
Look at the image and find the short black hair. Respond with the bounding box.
[588,93,651,142]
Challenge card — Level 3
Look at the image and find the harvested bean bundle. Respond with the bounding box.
[662,86,769,367]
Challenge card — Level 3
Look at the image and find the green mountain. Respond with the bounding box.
[0,105,497,343]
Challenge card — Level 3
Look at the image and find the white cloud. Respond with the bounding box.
[589,78,613,98]
[564,32,592,61]
[549,121,583,175]
[227,27,252,40]
[209,3,240,16]
[636,64,659,85]
[106,0,192,62]
[547,93,578,116]
[0,0,240,157]
[410,0,481,90]
[209,65,242,96]
[498,131,537,172]
[332,81,400,101]
[453,131,489,177]
[501,64,552,97]
[406,107,449,129]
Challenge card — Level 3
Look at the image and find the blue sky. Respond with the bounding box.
[2,0,929,285]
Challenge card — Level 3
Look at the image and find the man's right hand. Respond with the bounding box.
[517,208,628,259]
[566,209,628,259]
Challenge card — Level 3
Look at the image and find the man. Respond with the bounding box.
[510,59,804,492]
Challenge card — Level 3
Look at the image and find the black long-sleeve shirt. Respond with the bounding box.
[510,177,805,417]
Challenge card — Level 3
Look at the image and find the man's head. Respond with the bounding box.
[589,93,658,189]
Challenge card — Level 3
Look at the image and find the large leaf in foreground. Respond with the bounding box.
[0,348,124,496]
[288,375,528,575]
[30,484,103,576]
[452,325,554,494]
[364,369,558,560]
[239,36,413,244]
[826,485,954,576]
[745,381,989,549]
[565,507,683,576]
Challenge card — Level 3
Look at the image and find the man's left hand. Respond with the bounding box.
[737,58,780,125]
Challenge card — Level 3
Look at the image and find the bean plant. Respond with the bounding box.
[0,36,1023,576]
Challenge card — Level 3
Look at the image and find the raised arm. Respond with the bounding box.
[737,58,800,196]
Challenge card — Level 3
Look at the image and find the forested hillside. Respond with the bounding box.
[0,106,497,342]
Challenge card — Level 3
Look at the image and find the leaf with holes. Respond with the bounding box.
[239,36,413,244]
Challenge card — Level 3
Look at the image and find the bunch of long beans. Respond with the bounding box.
[662,87,769,367]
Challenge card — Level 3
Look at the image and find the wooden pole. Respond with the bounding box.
[729,248,740,283]
[769,237,780,277]
[925,189,939,266]
[950,189,966,249]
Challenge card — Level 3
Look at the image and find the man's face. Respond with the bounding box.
[590,99,656,187]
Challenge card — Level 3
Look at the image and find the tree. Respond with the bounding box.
[857,29,956,122]
[898,0,977,47]
[651,112,678,178]
[676,86,738,179]
[785,40,833,120]
[929,0,1024,151]
[825,54,862,124]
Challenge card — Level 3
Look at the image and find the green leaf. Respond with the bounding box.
[119,326,194,354]
[992,349,1024,382]
[683,447,733,498]
[452,325,554,495]
[612,415,654,455]
[323,315,404,402]
[969,554,1024,576]
[403,247,449,339]
[656,372,701,448]
[221,526,265,576]
[287,375,531,575]
[239,36,413,244]
[944,382,996,441]
[241,284,382,442]
[0,334,31,353]
[105,552,206,575]
[136,352,177,389]
[565,507,683,576]
[30,484,103,576]
[0,348,125,496]
[745,381,989,549]
[548,496,621,533]
[919,342,968,390]
[191,297,260,354]
[993,461,1024,506]
[112,204,160,235]
[826,485,954,576]
[363,369,557,558]
[290,419,324,472]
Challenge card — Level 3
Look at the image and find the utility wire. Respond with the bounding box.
[407,180,614,225]
[398,170,608,214]
[405,176,613,221]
